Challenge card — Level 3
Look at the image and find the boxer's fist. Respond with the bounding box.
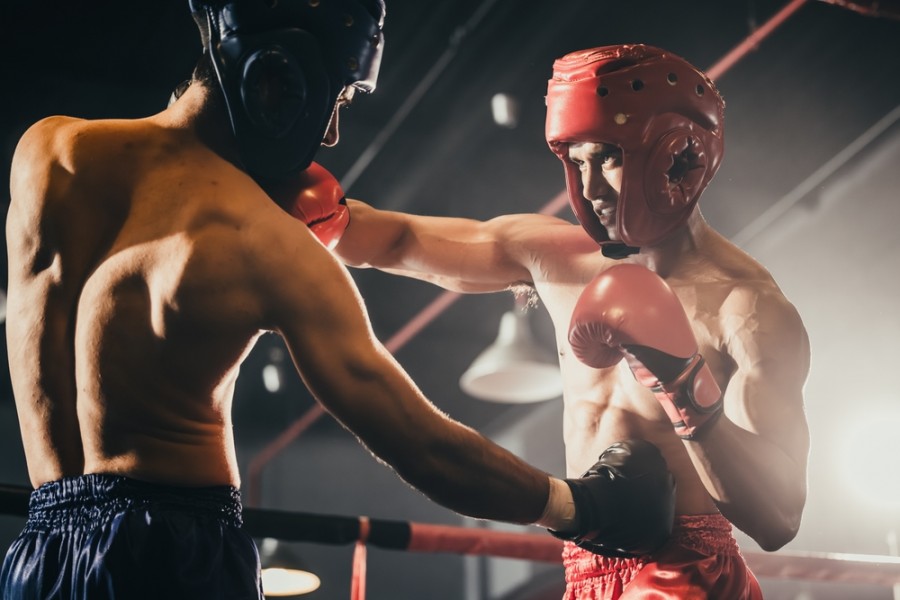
[264,162,350,249]
[568,264,723,439]
[551,440,675,556]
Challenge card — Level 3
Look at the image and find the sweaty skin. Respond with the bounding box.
[335,142,811,551]
[5,83,553,525]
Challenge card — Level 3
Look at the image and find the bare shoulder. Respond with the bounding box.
[9,115,128,211]
[11,116,80,190]
[8,116,89,260]
[717,269,809,367]
[488,212,581,244]
[238,196,362,331]
[13,115,98,168]
[15,115,82,149]
[486,212,598,266]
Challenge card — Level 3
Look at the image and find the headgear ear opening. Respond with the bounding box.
[240,47,308,138]
[644,129,710,216]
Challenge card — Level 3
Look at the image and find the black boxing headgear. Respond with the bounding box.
[545,45,724,256]
[189,0,385,180]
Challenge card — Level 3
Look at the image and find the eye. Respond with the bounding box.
[600,150,623,166]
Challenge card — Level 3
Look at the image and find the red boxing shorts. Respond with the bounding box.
[562,513,763,599]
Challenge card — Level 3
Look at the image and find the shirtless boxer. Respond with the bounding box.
[0,5,658,599]
[334,45,811,598]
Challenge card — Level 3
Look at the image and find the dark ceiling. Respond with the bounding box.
[2,2,900,596]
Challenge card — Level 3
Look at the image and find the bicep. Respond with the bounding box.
[722,299,811,461]
[338,200,542,293]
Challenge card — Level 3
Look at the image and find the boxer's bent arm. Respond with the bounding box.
[684,289,810,551]
[6,120,87,485]
[252,212,550,524]
[335,199,559,293]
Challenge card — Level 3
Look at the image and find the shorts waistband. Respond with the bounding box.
[26,474,243,531]
[670,513,737,555]
[562,513,740,579]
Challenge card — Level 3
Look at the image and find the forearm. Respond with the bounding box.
[386,417,551,524]
[684,416,807,550]
[311,347,550,524]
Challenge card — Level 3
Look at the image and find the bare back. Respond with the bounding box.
[7,114,276,488]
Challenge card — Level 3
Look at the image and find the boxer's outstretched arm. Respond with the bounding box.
[687,288,810,551]
[248,203,552,524]
[335,199,574,293]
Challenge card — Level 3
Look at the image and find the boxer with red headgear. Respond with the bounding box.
[3,2,623,597]
[546,45,725,258]
[336,43,810,599]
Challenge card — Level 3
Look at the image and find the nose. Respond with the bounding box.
[322,108,340,147]
[581,165,613,202]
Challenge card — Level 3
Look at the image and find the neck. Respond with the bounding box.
[159,82,244,170]
[627,208,710,277]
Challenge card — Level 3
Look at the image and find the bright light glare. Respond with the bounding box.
[490,93,519,128]
[261,567,321,596]
[262,364,282,393]
[839,411,900,509]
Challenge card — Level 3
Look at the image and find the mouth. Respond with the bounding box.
[591,201,616,226]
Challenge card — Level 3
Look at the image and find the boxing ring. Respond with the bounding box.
[3,0,900,598]
[2,483,899,599]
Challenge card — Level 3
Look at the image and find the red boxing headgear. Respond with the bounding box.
[546,45,724,252]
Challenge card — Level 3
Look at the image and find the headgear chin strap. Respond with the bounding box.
[545,45,724,254]
[190,0,385,180]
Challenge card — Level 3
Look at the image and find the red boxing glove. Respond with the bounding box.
[264,162,350,249]
[569,264,723,439]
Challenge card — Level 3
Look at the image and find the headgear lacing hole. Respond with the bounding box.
[667,73,678,85]
[308,0,320,6]
[631,79,644,91]
[344,14,354,26]
[695,84,705,96]
[597,86,609,97]
[348,57,359,71]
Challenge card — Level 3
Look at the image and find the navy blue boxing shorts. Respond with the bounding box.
[0,474,263,599]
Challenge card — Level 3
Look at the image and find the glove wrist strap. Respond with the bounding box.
[653,354,724,440]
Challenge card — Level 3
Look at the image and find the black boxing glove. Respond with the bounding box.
[550,439,675,557]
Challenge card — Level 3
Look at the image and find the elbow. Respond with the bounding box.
[751,500,805,552]
[722,490,805,552]
[754,520,799,552]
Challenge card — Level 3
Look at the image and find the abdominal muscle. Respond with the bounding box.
[560,354,719,516]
